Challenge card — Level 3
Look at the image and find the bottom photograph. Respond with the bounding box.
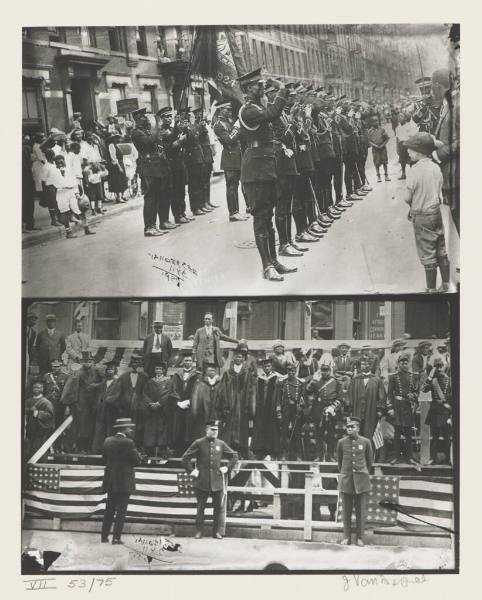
[22,296,457,573]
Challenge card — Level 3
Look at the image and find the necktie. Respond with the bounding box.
[155,334,161,349]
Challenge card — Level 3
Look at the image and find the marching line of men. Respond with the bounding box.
[24,323,452,468]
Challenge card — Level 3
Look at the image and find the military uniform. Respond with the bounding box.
[276,375,305,458]
[238,70,289,280]
[131,111,172,234]
[182,433,238,537]
[183,123,205,215]
[306,374,343,460]
[197,120,215,210]
[164,124,188,223]
[423,371,451,463]
[337,431,373,543]
[213,113,243,217]
[387,370,419,462]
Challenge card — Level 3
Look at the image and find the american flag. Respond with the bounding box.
[24,465,211,521]
[336,476,399,525]
[372,420,384,450]
[397,476,454,530]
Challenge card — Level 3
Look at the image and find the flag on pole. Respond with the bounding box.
[191,26,247,103]
[372,419,384,450]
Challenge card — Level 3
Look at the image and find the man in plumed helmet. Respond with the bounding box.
[237,68,292,282]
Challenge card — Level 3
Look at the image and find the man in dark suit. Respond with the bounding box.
[213,102,248,222]
[182,420,238,539]
[192,312,239,374]
[35,314,66,375]
[143,321,173,377]
[101,418,141,544]
[26,311,38,374]
[337,416,374,546]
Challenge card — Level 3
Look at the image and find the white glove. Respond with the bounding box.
[219,466,228,475]
[177,400,190,410]
[233,119,240,129]
[33,409,39,418]
[190,468,199,478]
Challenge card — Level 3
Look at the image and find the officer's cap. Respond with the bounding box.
[131,107,147,120]
[237,67,267,89]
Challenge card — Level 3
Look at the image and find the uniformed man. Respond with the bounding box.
[276,362,306,459]
[337,416,374,546]
[194,108,218,212]
[182,420,238,539]
[213,101,248,222]
[305,363,343,461]
[130,107,168,237]
[237,68,292,281]
[25,380,55,462]
[182,108,210,216]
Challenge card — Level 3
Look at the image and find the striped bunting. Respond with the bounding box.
[24,465,212,521]
[398,477,453,530]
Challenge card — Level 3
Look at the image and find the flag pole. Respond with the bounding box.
[178,25,197,111]
[28,415,73,464]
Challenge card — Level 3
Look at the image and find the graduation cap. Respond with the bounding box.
[237,67,268,89]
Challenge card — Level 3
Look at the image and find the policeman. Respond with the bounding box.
[237,68,292,282]
[337,416,373,546]
[130,107,169,237]
[181,420,238,539]
[212,101,248,222]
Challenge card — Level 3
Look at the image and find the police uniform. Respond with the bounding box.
[237,69,290,281]
[164,123,188,223]
[337,423,373,544]
[182,427,238,538]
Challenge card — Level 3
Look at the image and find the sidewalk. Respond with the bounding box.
[22,174,226,249]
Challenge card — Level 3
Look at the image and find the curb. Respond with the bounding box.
[22,176,226,249]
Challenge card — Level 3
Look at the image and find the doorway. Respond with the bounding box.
[71,78,96,130]
[184,301,228,338]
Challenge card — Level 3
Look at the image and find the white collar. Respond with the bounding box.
[259,372,277,381]
[206,375,219,385]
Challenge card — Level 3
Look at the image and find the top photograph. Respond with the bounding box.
[21,24,460,297]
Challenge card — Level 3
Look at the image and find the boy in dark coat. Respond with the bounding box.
[25,381,55,461]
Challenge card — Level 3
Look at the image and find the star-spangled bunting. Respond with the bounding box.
[336,476,399,525]
[176,472,196,497]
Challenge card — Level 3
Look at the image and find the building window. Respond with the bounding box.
[108,85,126,116]
[79,26,97,48]
[311,301,335,340]
[141,88,157,113]
[22,85,43,131]
[93,302,121,340]
[48,27,64,42]
[260,41,268,68]
[108,27,125,52]
[136,26,148,56]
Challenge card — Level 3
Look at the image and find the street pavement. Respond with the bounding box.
[22,529,454,571]
[22,130,459,297]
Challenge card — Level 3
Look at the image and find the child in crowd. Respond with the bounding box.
[41,149,61,226]
[395,113,419,180]
[83,160,108,215]
[367,116,390,182]
[402,132,450,292]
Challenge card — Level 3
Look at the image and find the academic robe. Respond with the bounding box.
[190,376,221,441]
[60,366,103,442]
[348,373,386,439]
[168,369,200,451]
[142,375,171,448]
[91,377,117,453]
[252,372,280,456]
[217,364,256,453]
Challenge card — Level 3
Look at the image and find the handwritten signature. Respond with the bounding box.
[149,253,198,287]
[341,573,428,592]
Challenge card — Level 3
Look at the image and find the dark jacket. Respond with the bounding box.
[131,126,170,178]
[181,436,238,492]
[183,125,204,166]
[239,88,288,183]
[143,333,173,370]
[213,117,242,171]
[35,329,66,372]
[102,433,141,494]
[337,434,373,494]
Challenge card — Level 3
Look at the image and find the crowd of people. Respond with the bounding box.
[24,312,453,469]
[22,66,459,292]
